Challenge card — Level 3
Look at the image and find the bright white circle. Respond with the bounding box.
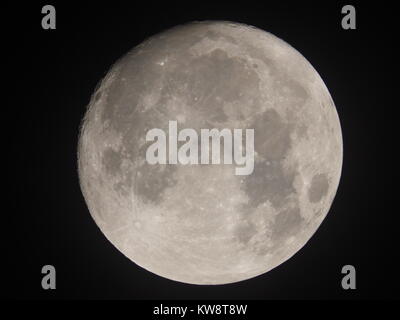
[78,21,343,285]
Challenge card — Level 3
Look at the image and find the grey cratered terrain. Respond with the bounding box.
[78,21,343,284]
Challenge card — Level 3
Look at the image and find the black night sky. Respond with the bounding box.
[5,1,397,301]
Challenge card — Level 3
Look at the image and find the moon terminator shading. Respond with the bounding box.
[78,21,343,284]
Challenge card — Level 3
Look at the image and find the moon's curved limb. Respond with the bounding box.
[78,21,342,285]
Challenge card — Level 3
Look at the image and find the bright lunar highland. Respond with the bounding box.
[78,21,343,284]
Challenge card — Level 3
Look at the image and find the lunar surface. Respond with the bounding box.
[78,21,343,284]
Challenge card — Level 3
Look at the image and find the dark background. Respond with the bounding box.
[5,1,396,300]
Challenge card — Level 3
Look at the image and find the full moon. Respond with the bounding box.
[78,21,343,284]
